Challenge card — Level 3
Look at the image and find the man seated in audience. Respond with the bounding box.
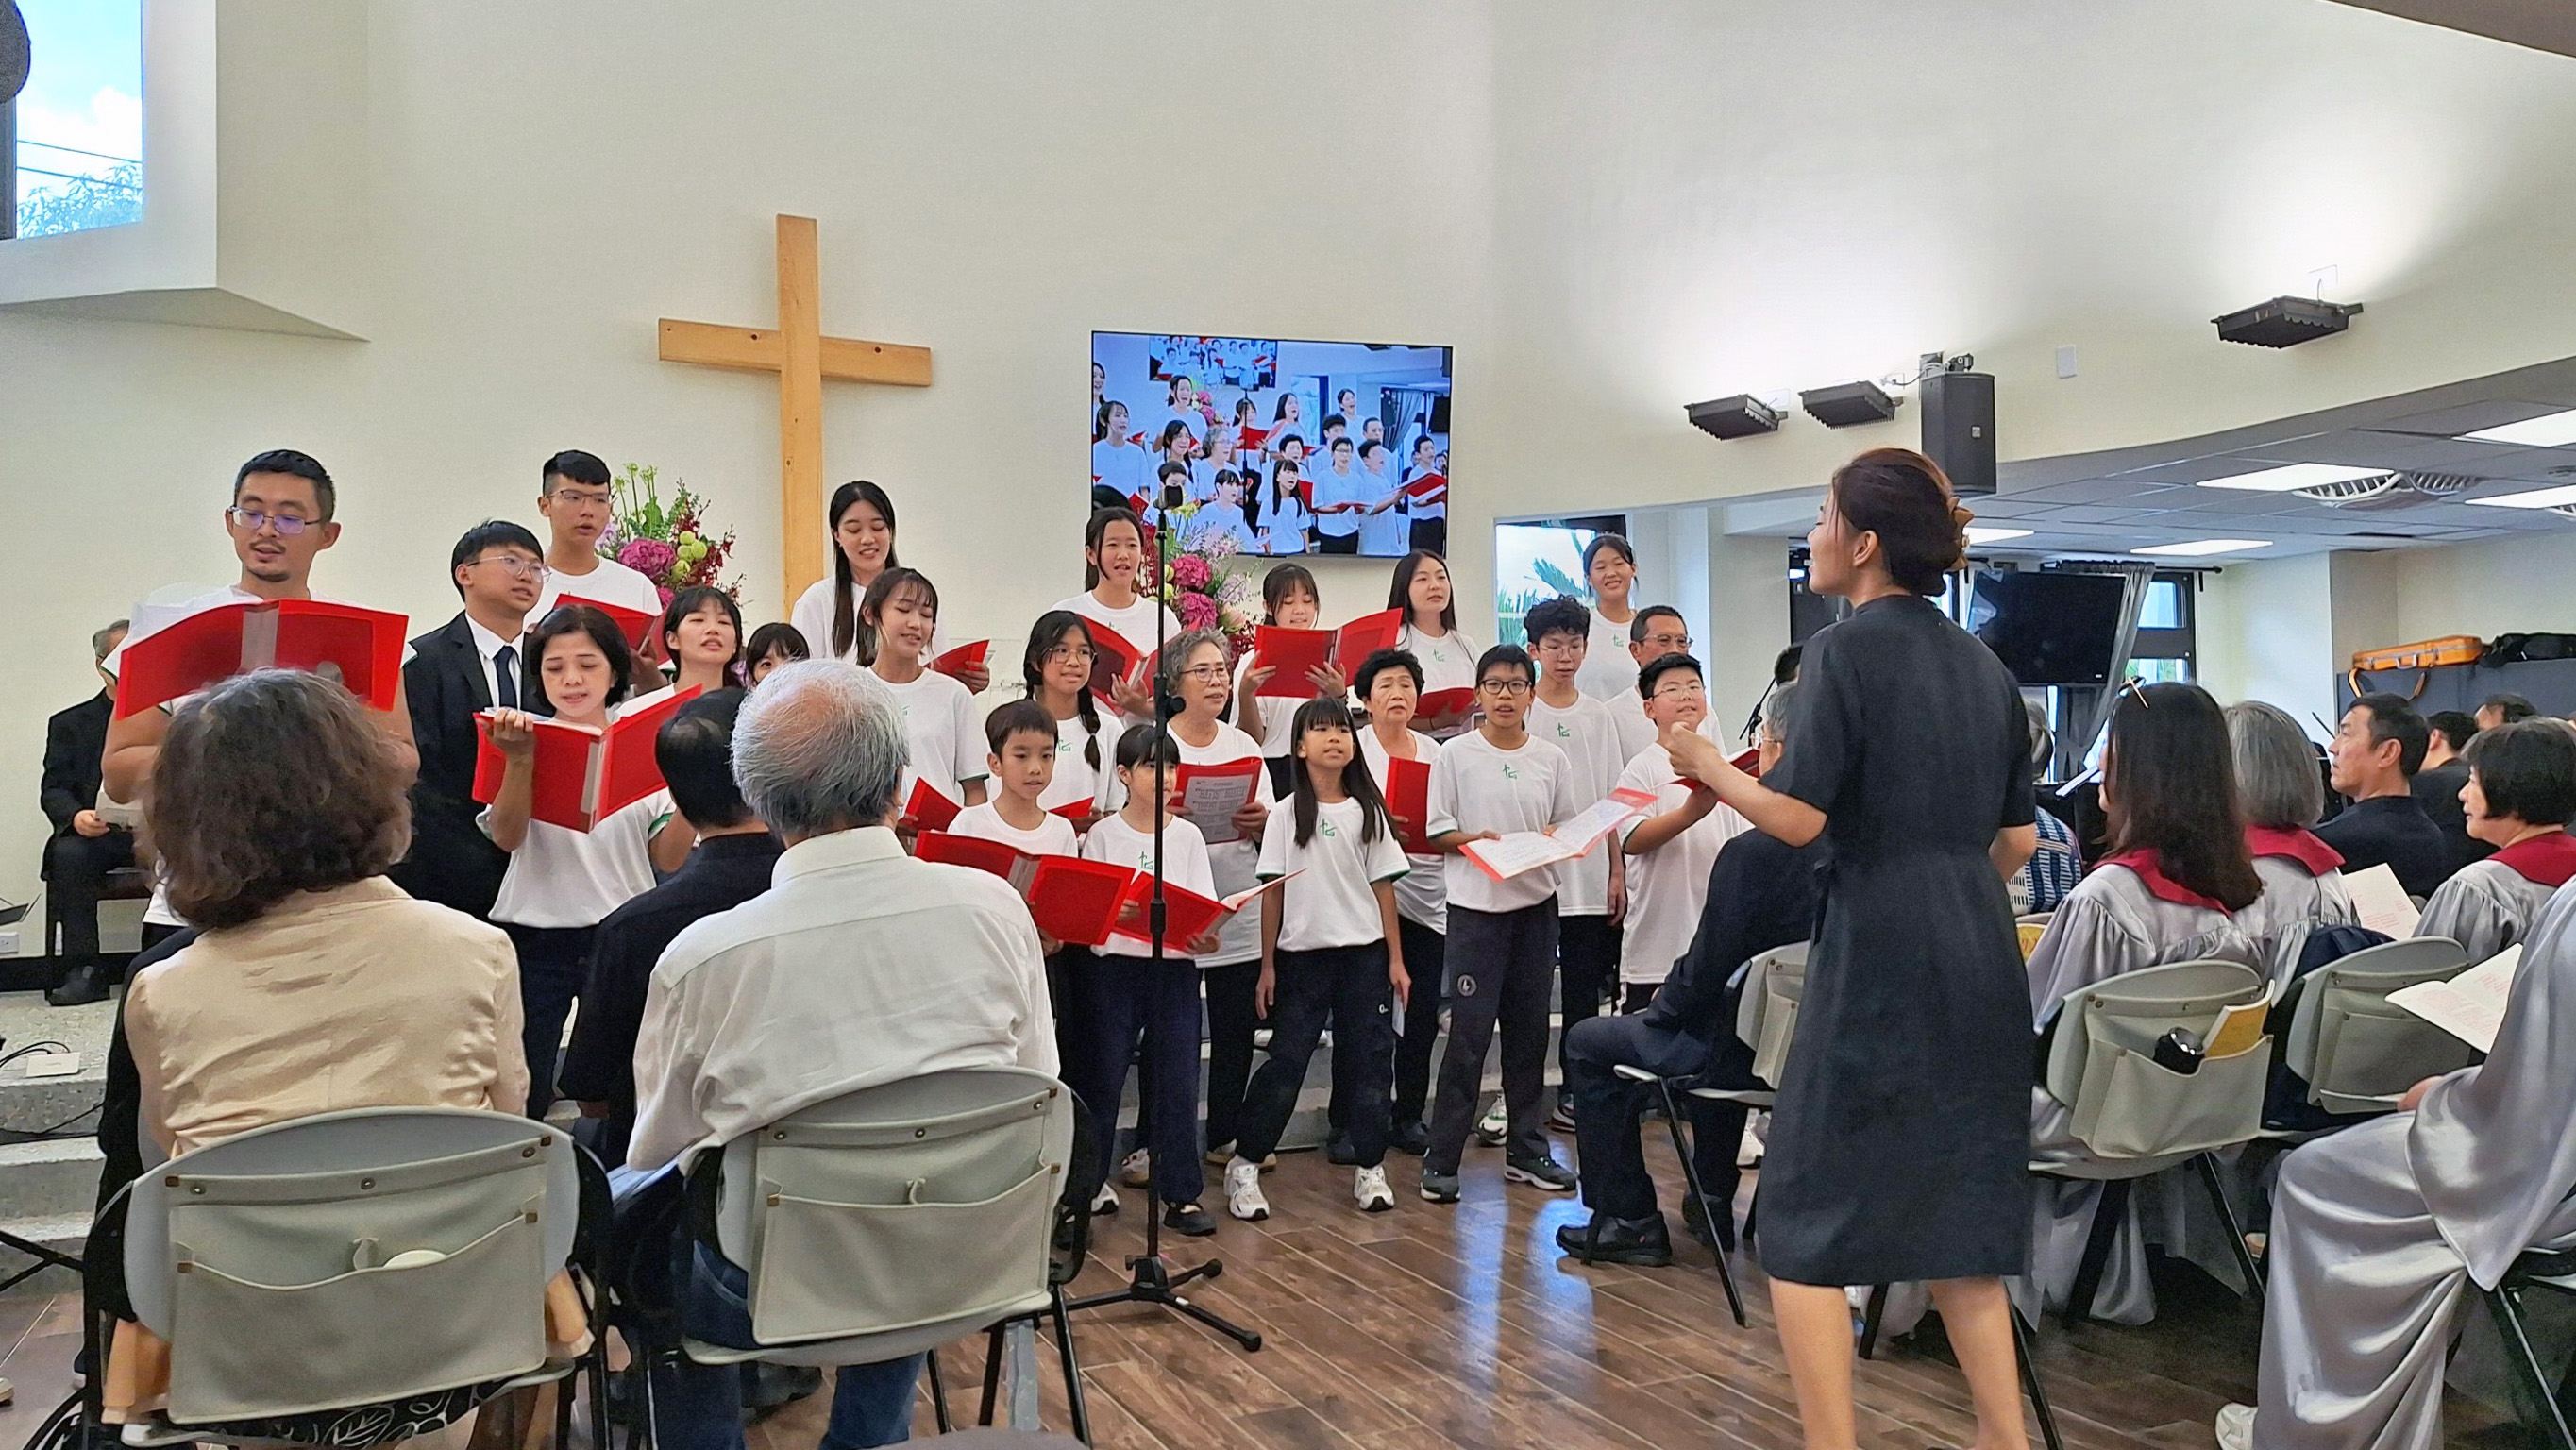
[2315,692,2452,900]
[2414,709,2488,874]
[2218,867,2576,1450]
[2477,692,2538,732]
[2412,719,2576,962]
[558,690,774,1166]
[42,619,133,1006]
[1557,683,1821,1266]
[628,660,1055,1450]
[2015,697,2080,916]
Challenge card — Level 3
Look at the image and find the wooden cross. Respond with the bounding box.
[658,213,932,602]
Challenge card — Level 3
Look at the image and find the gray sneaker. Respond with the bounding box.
[1474,1096,1508,1145]
[1419,1171,1461,1204]
[1504,1152,1577,1192]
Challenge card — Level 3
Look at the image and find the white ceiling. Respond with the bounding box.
[1719,354,2576,561]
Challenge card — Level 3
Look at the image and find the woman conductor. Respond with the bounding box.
[1666,447,2039,1450]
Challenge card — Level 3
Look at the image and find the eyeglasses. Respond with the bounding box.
[1177,665,1231,683]
[1045,646,1095,666]
[1650,682,1708,701]
[227,507,312,536]
[467,556,550,582]
[550,488,614,509]
[1639,632,1692,652]
[1477,679,1533,698]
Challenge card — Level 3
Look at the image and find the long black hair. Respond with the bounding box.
[1289,698,1389,849]
[660,584,744,683]
[1023,610,1104,773]
[1388,549,1457,633]
[826,481,901,661]
[1083,505,1145,593]
[2105,682,2264,912]
[857,566,938,663]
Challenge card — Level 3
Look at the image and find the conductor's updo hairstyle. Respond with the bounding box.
[1827,447,1972,597]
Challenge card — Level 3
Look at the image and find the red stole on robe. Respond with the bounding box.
[2245,825,2343,878]
[2097,850,2233,914]
[2489,830,2576,888]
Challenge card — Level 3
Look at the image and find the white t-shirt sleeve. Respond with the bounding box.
[1425,742,1462,839]
[1255,816,1291,879]
[789,579,846,662]
[949,681,987,784]
[1548,742,1586,826]
[1363,813,1410,882]
[1170,821,1219,899]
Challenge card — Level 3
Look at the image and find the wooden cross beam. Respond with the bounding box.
[658,214,932,602]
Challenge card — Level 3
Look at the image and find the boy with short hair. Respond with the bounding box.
[1515,597,1628,1136]
[1613,653,1746,1009]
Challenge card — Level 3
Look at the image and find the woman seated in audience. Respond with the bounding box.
[109,669,578,1434]
[2227,700,2357,984]
[2413,717,2576,961]
[2022,682,2265,1324]
[2218,866,2576,1450]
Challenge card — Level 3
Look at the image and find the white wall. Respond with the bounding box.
[7,0,2576,897]
[2198,555,2340,730]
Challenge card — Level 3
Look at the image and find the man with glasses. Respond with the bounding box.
[530,449,667,620]
[1612,606,1703,758]
[393,520,549,919]
[101,449,420,943]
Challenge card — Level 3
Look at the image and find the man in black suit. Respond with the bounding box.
[42,620,133,1006]
[2319,692,2455,900]
[391,520,547,918]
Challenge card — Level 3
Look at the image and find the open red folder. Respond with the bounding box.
[1380,755,1434,853]
[1416,687,1476,729]
[1249,609,1405,699]
[931,639,989,682]
[1086,624,1154,709]
[1237,423,1271,450]
[915,832,1152,948]
[1174,758,1264,844]
[902,778,965,834]
[113,599,408,718]
[470,685,701,832]
[1402,472,1449,503]
[1111,872,1298,950]
[557,595,658,654]
[1459,788,1658,884]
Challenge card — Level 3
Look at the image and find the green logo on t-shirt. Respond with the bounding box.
[1501,764,1520,781]
[1555,724,1571,738]
[1320,819,1339,838]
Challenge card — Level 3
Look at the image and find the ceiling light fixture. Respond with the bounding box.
[1963,527,2032,545]
[2464,483,2576,510]
[1798,380,1899,428]
[2462,409,2576,448]
[2134,539,2272,557]
[2213,295,2362,347]
[2195,462,2389,493]
[1684,395,1781,440]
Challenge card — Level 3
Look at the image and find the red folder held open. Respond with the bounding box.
[931,639,989,682]
[1249,609,1405,699]
[113,599,409,718]
[1417,687,1476,727]
[1111,873,1296,950]
[557,595,659,653]
[902,778,965,834]
[1086,625,1153,709]
[1402,472,1448,503]
[470,685,700,832]
[918,832,1134,947]
[1380,755,1434,853]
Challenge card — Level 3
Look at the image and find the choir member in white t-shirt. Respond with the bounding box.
[1576,534,1643,701]
[1232,564,1344,795]
[1615,653,1749,1007]
[1146,422,1196,503]
[954,700,1086,1069]
[1144,376,1206,455]
[530,450,666,621]
[1092,400,1147,501]
[1071,727,1224,1236]
[1188,425,1237,505]
[481,605,694,1117]
[1389,549,1479,734]
[1229,397,1268,475]
[1052,506,1185,724]
[1355,649,1446,1155]
[2412,720,2576,962]
[1523,597,1631,1128]
[862,568,986,811]
[743,622,810,687]
[786,481,975,688]
[1256,459,1313,557]
[1419,644,1585,1203]
[1311,438,1366,555]
[1334,389,1363,435]
[1226,698,1412,1221]
[1356,440,1410,556]
[1266,394,1306,460]
[1403,436,1447,557]
[1188,471,1264,558]
[659,585,744,697]
[1162,630,1279,1166]
[1020,612,1119,826]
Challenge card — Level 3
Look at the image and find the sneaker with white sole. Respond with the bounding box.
[2214,1403,2253,1450]
[1474,1096,1508,1145]
[1224,1159,1271,1222]
[1503,1152,1577,1191]
[1088,1184,1120,1217]
[1118,1148,1152,1189]
[1354,1166,1395,1212]
[1737,1121,1765,1170]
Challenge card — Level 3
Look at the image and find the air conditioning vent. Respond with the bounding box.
[2294,471,2478,511]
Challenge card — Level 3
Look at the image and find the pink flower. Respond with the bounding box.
[1178,592,1221,631]
[618,537,679,582]
[657,585,676,608]
[1170,553,1212,592]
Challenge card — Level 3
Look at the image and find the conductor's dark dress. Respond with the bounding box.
[1759,593,2035,1286]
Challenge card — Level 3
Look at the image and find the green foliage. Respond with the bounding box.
[1532,557,1583,598]
[14,161,143,237]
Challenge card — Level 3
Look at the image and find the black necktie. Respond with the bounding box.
[494,644,518,708]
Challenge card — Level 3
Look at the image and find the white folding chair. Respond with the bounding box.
[2486,1241,2576,1450]
[2272,936,2475,1121]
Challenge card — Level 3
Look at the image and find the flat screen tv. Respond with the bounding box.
[1090,332,1454,559]
[1968,570,2128,686]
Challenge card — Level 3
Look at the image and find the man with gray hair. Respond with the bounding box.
[42,618,133,1006]
[628,659,1054,1450]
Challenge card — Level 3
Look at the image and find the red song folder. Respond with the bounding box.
[902,777,964,834]
[556,595,658,653]
[1380,755,1434,853]
[1173,757,1264,845]
[1111,872,1297,950]
[1416,687,1476,726]
[470,684,700,832]
[1249,608,1406,699]
[1402,472,1448,502]
[1086,624,1153,709]
[917,832,1137,947]
[931,639,990,682]
[113,599,408,718]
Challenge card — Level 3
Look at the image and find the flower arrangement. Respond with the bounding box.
[596,464,743,607]
[1152,504,1261,657]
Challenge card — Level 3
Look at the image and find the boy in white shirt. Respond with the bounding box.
[1310,436,1364,554]
[1420,644,1585,1202]
[1614,654,1748,1007]
[1519,598,1629,1137]
[530,449,667,620]
[950,700,1080,858]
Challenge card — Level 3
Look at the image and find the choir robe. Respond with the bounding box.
[2412,832,2576,964]
[2235,828,2358,987]
[2255,877,2576,1450]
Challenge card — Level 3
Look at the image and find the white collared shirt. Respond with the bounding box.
[627,825,1057,1170]
[466,615,520,708]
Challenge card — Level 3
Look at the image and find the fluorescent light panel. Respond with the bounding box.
[2463,409,2576,447]
[1964,527,2032,544]
[2134,538,2271,557]
[2193,463,2388,493]
[2464,483,2576,510]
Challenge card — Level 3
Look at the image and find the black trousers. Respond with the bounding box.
[503,922,596,1120]
[1565,1011,1757,1222]
[1065,949,1205,1206]
[1317,531,1361,555]
[1202,958,1262,1152]
[1391,917,1446,1126]
[1238,944,1395,1167]
[1619,981,1659,1013]
[44,830,134,960]
[1409,518,1447,558]
[1426,901,1557,1174]
[1557,913,1621,1084]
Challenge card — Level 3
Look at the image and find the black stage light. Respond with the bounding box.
[2214,295,2362,347]
[1686,394,1780,440]
[1799,380,1898,428]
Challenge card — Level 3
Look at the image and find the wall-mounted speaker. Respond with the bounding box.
[1921,370,1995,497]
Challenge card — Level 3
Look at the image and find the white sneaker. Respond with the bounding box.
[1737,1121,1765,1169]
[1354,1166,1395,1212]
[1224,1158,1271,1222]
[1119,1148,1152,1188]
[2214,1403,2254,1450]
[1088,1184,1120,1216]
[1475,1096,1508,1144]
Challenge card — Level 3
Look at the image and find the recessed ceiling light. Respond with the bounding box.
[1964,527,2032,544]
[2463,409,2576,447]
[2134,539,2272,557]
[2195,463,2388,493]
[2464,483,2576,510]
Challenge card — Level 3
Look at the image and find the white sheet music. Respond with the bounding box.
[2389,943,2519,1054]
[2345,863,2422,939]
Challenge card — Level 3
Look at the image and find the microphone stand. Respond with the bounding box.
[1065,481,1264,1354]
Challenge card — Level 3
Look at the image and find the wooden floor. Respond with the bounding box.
[0,1136,2529,1450]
